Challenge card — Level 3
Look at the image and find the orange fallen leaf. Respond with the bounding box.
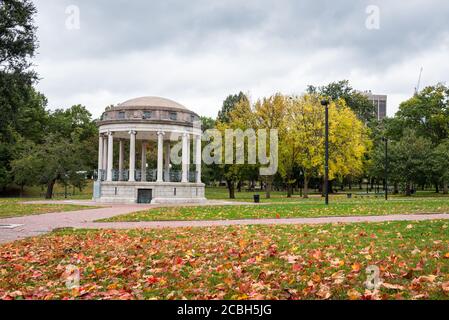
[382,283,405,291]
[316,284,331,300]
[416,275,437,283]
[347,288,361,300]
[442,282,449,293]
[351,262,361,272]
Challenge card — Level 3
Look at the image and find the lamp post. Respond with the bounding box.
[382,137,388,200]
[321,99,330,205]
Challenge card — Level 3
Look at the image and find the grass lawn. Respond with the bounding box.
[100,198,449,222]
[2,181,94,200]
[205,186,449,202]
[1,220,448,300]
[0,199,96,219]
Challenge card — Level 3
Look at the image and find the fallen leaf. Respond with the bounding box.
[316,284,331,300]
[382,283,405,290]
[347,288,361,300]
[442,282,449,293]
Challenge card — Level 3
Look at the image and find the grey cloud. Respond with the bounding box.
[32,0,449,117]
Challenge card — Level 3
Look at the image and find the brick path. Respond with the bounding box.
[1,200,449,244]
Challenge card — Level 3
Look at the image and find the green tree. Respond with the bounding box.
[0,0,44,191]
[429,140,449,194]
[16,134,89,199]
[0,0,39,139]
[215,93,250,198]
[395,84,449,145]
[217,92,248,124]
[308,80,376,123]
[389,129,432,196]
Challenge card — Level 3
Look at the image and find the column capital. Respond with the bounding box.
[157,131,165,136]
[129,130,137,135]
[107,130,114,136]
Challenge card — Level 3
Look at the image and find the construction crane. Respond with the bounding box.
[414,67,423,95]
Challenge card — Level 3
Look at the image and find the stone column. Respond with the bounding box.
[186,134,191,179]
[195,134,202,183]
[164,142,171,182]
[181,133,188,183]
[102,136,108,172]
[141,141,147,182]
[157,131,165,182]
[118,139,124,181]
[98,135,104,180]
[106,131,114,181]
[129,130,136,182]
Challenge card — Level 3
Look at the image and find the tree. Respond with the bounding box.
[14,134,89,199]
[395,84,449,145]
[286,94,370,198]
[10,139,39,196]
[0,0,43,191]
[254,94,287,199]
[429,140,449,194]
[47,105,98,170]
[0,85,47,191]
[389,129,432,196]
[215,93,250,199]
[308,80,376,123]
[216,95,256,199]
[217,92,248,124]
[0,0,39,139]
[8,105,98,198]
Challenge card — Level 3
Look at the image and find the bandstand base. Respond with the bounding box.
[93,181,206,204]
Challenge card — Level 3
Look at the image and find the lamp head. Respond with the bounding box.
[321,99,330,106]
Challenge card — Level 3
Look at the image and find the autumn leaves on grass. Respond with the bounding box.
[1,220,448,300]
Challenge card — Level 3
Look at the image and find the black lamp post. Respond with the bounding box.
[382,137,388,200]
[321,99,330,205]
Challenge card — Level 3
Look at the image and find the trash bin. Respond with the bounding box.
[347,193,352,199]
[254,194,260,203]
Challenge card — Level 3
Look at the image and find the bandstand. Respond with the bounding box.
[93,96,206,204]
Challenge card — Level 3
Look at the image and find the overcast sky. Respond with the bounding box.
[33,0,449,119]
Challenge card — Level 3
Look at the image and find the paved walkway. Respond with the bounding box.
[1,200,449,244]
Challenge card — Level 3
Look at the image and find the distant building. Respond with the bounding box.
[363,91,387,120]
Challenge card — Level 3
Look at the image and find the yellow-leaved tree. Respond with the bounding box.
[286,94,370,198]
[254,93,287,198]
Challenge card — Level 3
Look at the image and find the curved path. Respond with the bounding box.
[1,200,449,244]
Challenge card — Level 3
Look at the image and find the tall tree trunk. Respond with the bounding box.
[405,181,411,197]
[287,184,293,198]
[303,175,309,199]
[265,176,272,199]
[46,179,57,199]
[443,182,448,195]
[435,183,439,193]
[226,180,235,199]
[329,180,334,194]
[394,182,399,194]
[237,181,242,193]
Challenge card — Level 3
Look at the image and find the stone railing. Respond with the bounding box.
[95,169,198,183]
